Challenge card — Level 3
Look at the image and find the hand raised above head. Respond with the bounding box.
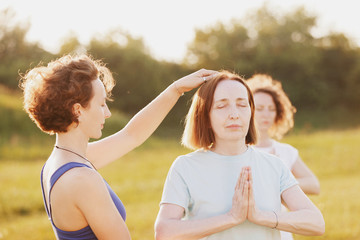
[173,69,218,95]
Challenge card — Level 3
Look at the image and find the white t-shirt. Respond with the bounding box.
[254,140,299,240]
[253,140,299,170]
[160,146,298,240]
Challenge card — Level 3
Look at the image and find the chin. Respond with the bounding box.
[259,127,270,132]
[224,134,246,141]
[91,132,103,139]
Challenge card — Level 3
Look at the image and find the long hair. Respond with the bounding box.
[182,70,257,150]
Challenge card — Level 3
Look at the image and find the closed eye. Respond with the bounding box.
[237,103,248,107]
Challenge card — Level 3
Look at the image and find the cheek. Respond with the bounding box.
[270,112,277,121]
[209,111,224,130]
[242,107,252,119]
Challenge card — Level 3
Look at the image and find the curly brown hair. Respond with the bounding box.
[182,70,257,150]
[246,74,296,140]
[20,54,115,135]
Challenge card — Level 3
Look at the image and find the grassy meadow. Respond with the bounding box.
[1,129,360,239]
[1,86,360,239]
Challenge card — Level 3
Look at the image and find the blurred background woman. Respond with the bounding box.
[247,73,321,240]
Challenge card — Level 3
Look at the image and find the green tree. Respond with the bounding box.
[58,33,83,55]
[87,29,189,123]
[315,33,360,107]
[0,8,54,89]
[184,4,360,112]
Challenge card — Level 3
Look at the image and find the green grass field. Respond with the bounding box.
[1,128,360,240]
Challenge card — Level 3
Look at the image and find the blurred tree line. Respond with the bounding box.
[1,5,359,132]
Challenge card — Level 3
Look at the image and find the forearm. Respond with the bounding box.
[155,213,237,240]
[122,82,181,146]
[292,158,320,195]
[255,209,325,236]
[297,176,320,195]
[277,209,325,235]
[87,83,181,168]
[88,69,215,167]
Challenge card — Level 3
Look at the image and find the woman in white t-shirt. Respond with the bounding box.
[247,74,321,240]
[155,71,324,240]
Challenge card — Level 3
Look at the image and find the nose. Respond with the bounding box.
[105,105,112,119]
[263,109,273,117]
[229,106,240,120]
[256,108,268,117]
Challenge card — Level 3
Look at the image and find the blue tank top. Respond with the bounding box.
[40,162,126,240]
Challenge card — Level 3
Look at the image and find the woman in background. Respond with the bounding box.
[247,73,320,240]
[21,54,216,239]
[155,70,324,240]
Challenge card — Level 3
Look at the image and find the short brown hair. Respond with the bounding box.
[20,54,115,134]
[246,74,296,139]
[182,70,257,150]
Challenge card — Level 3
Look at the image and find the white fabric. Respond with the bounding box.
[160,146,298,240]
[254,140,300,240]
[253,140,298,170]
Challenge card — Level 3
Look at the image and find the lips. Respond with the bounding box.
[226,124,241,129]
[261,120,272,125]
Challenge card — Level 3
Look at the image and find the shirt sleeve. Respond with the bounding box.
[160,157,190,210]
[274,141,299,170]
[279,160,298,194]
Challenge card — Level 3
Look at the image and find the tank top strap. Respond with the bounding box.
[49,162,92,191]
[41,162,93,218]
[40,165,50,217]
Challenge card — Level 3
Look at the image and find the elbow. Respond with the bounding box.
[315,216,325,236]
[312,222,325,236]
[154,222,163,240]
[308,211,325,236]
[154,220,172,240]
[312,178,321,195]
[154,229,166,240]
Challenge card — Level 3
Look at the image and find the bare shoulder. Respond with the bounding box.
[56,167,108,199]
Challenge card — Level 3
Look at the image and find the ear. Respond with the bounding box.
[72,103,82,119]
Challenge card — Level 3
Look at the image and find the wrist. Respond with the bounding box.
[172,81,184,96]
[272,211,279,229]
[252,211,278,228]
[225,212,245,226]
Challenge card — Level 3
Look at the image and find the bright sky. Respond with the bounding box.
[1,0,359,62]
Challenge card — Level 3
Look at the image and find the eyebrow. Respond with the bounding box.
[214,98,248,103]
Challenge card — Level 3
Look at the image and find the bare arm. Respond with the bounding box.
[291,156,320,195]
[248,182,325,236]
[154,168,249,240]
[155,204,237,240]
[72,169,131,239]
[278,185,324,235]
[87,69,217,169]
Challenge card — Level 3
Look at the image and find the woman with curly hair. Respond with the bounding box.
[21,54,216,240]
[247,74,320,240]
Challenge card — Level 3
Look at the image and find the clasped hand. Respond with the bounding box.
[228,166,262,225]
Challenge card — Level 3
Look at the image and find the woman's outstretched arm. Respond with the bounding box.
[87,69,217,169]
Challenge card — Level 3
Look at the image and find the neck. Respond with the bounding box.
[256,130,273,147]
[55,129,89,157]
[211,138,248,156]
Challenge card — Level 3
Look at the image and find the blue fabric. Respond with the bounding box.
[41,162,126,240]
